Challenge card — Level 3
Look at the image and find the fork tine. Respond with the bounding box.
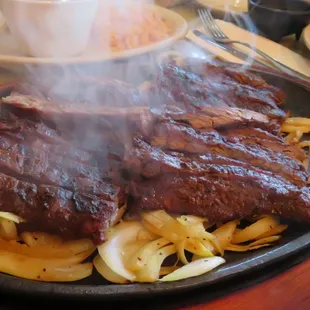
[205,10,226,39]
[198,8,220,39]
[202,9,222,38]
[204,10,224,38]
[202,9,227,40]
[198,9,215,37]
[198,9,207,29]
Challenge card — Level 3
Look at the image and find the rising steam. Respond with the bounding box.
[16,0,261,109]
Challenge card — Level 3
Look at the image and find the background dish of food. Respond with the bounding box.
[0,0,99,58]
[0,4,187,70]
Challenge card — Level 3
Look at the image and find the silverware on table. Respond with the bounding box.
[192,29,270,68]
[197,8,310,82]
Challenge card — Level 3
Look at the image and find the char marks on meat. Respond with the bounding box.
[150,120,307,185]
[0,79,145,243]
[128,174,310,223]
[0,134,118,195]
[150,60,286,120]
[0,172,122,244]
[124,138,310,222]
[0,58,309,243]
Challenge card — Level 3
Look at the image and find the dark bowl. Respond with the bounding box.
[248,0,310,42]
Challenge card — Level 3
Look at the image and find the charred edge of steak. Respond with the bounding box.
[0,172,125,244]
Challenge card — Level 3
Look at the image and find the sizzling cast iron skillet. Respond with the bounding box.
[0,66,309,300]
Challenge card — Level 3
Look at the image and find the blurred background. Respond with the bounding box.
[155,0,310,57]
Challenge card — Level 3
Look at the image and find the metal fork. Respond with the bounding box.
[198,8,310,80]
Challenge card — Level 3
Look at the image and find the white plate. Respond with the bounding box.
[196,0,248,13]
[0,5,188,69]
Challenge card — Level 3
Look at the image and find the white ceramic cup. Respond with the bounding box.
[0,0,99,58]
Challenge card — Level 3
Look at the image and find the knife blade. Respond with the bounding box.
[192,29,310,84]
[192,29,270,69]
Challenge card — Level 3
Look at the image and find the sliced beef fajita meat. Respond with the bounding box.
[0,125,94,164]
[124,138,289,180]
[223,132,308,163]
[150,121,308,185]
[128,173,310,223]
[0,112,125,180]
[181,58,286,106]
[0,108,149,167]
[150,61,286,119]
[0,112,64,145]
[219,127,307,162]
[222,127,283,142]
[125,141,310,224]
[1,94,155,141]
[164,107,280,134]
[0,135,120,194]
[10,77,148,107]
[0,59,308,244]
[0,114,125,162]
[0,172,125,244]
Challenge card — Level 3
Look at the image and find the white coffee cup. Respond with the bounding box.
[0,0,99,58]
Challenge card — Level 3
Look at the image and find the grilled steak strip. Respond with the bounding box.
[151,62,286,119]
[1,129,95,164]
[218,127,307,163]
[165,107,280,134]
[0,115,125,163]
[124,138,305,181]
[1,94,155,139]
[0,172,123,244]
[150,121,308,185]
[128,173,310,223]
[0,134,125,196]
[11,77,147,107]
[222,127,283,142]
[181,58,286,106]
[224,134,307,163]
[0,113,64,145]
[127,139,310,222]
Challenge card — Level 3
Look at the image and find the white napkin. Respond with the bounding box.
[187,19,310,77]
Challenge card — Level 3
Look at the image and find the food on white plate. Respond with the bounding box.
[92,3,172,52]
[0,56,309,283]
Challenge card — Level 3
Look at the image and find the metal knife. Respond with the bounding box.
[191,29,310,86]
[192,29,270,69]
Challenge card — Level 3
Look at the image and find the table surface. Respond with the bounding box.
[0,3,309,310]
